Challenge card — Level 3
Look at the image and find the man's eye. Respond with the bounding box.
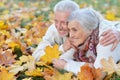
[62,21,68,25]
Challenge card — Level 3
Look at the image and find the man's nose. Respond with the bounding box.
[58,22,63,30]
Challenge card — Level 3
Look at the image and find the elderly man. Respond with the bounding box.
[32,0,120,61]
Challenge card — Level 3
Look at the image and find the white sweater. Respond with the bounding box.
[60,20,120,75]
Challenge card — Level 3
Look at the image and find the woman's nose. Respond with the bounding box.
[70,33,74,38]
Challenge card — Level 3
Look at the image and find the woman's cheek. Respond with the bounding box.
[72,39,79,46]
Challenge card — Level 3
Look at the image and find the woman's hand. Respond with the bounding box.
[100,29,120,51]
[52,59,67,69]
[63,38,72,52]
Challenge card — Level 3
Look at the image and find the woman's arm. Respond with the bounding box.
[52,58,86,75]
[53,48,86,75]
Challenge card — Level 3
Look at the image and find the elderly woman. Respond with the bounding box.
[52,8,120,75]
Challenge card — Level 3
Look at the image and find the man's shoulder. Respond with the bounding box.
[100,20,120,26]
[99,20,115,29]
[48,24,56,30]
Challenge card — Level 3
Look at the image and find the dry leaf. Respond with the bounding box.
[8,55,35,75]
[93,68,103,80]
[101,57,118,75]
[46,69,73,80]
[0,67,15,80]
[0,49,16,66]
[77,63,103,80]
[25,68,43,76]
[77,64,94,80]
[22,78,32,80]
[40,44,61,64]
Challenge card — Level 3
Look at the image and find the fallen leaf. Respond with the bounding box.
[77,64,94,80]
[0,67,15,80]
[25,68,43,76]
[46,69,73,80]
[0,49,16,66]
[93,68,103,80]
[40,44,61,64]
[22,78,32,80]
[101,57,119,75]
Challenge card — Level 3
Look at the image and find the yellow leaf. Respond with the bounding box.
[3,10,9,14]
[25,68,43,76]
[24,38,33,46]
[0,20,8,30]
[45,69,73,80]
[0,2,4,6]
[8,65,25,75]
[18,55,35,70]
[105,11,116,21]
[36,61,53,70]
[8,55,35,75]
[0,67,15,80]
[0,30,11,38]
[79,3,87,8]
[40,44,61,64]
[8,42,20,50]
[22,78,32,80]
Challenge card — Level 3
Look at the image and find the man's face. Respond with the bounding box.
[54,11,69,37]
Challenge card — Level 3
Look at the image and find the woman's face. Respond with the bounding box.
[68,20,90,47]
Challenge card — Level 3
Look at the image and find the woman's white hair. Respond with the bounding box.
[54,0,79,13]
[68,8,104,31]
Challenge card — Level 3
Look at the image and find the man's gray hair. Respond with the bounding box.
[54,0,79,13]
[68,8,103,31]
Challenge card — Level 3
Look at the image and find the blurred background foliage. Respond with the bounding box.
[0,0,120,21]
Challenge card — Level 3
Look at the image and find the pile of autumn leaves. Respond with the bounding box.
[0,43,120,80]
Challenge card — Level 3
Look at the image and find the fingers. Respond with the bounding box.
[101,29,111,36]
[52,59,59,68]
[100,30,113,45]
[100,35,115,46]
[63,38,72,52]
[52,59,66,69]
[100,29,120,46]
[111,41,118,51]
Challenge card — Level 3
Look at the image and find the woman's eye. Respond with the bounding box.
[72,28,77,31]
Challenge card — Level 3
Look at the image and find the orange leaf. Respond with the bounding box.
[77,64,94,80]
[0,50,16,66]
[77,64,103,80]
[0,67,15,80]
[93,68,103,80]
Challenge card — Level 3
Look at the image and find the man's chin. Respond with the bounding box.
[59,33,67,37]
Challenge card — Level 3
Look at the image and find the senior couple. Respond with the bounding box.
[32,0,120,75]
